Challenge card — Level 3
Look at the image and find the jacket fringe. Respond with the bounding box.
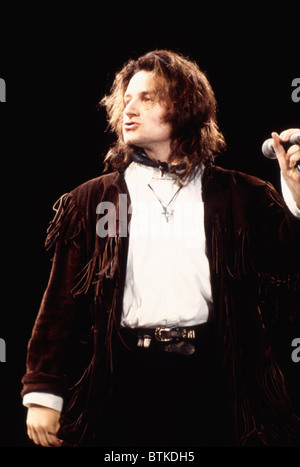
[239,356,300,446]
[45,193,83,252]
[210,219,300,446]
[57,357,98,447]
[71,236,121,298]
[71,235,123,366]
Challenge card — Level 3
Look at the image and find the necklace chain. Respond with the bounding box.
[147,183,182,222]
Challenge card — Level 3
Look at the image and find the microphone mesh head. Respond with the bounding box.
[261,138,277,160]
[290,133,300,145]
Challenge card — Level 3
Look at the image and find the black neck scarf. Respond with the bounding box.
[130,150,180,174]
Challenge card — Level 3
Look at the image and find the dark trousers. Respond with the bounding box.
[92,322,235,447]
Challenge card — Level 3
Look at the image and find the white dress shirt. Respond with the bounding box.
[121,162,212,328]
[23,163,300,411]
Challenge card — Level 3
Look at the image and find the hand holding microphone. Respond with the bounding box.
[262,131,300,174]
[262,128,300,210]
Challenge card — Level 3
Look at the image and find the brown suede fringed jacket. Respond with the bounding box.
[22,164,300,447]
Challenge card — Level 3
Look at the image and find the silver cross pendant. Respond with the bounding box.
[162,206,174,222]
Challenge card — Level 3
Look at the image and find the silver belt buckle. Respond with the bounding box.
[154,327,173,342]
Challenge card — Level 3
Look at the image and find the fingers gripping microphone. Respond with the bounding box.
[262,133,300,174]
[262,133,300,159]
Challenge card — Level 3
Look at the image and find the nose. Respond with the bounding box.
[124,98,139,118]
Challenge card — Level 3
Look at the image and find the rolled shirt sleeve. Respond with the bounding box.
[281,172,300,218]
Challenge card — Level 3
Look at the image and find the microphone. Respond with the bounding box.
[262,133,300,174]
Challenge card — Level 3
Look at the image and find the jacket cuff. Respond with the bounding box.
[21,371,66,399]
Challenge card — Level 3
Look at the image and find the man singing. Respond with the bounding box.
[22,50,300,447]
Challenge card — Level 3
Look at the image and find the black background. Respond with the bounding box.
[0,3,299,448]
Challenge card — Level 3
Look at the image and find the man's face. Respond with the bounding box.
[122,70,172,160]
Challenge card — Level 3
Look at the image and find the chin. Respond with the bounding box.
[124,136,141,147]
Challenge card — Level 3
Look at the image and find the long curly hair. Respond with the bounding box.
[100,49,226,181]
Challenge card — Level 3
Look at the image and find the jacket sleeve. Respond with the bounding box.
[21,194,92,399]
[251,181,300,282]
[249,180,300,332]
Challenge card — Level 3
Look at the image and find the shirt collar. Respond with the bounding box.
[126,161,181,186]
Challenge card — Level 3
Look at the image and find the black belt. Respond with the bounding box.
[120,324,208,355]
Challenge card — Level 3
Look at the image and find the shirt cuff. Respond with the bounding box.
[281,173,300,218]
[23,392,63,412]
